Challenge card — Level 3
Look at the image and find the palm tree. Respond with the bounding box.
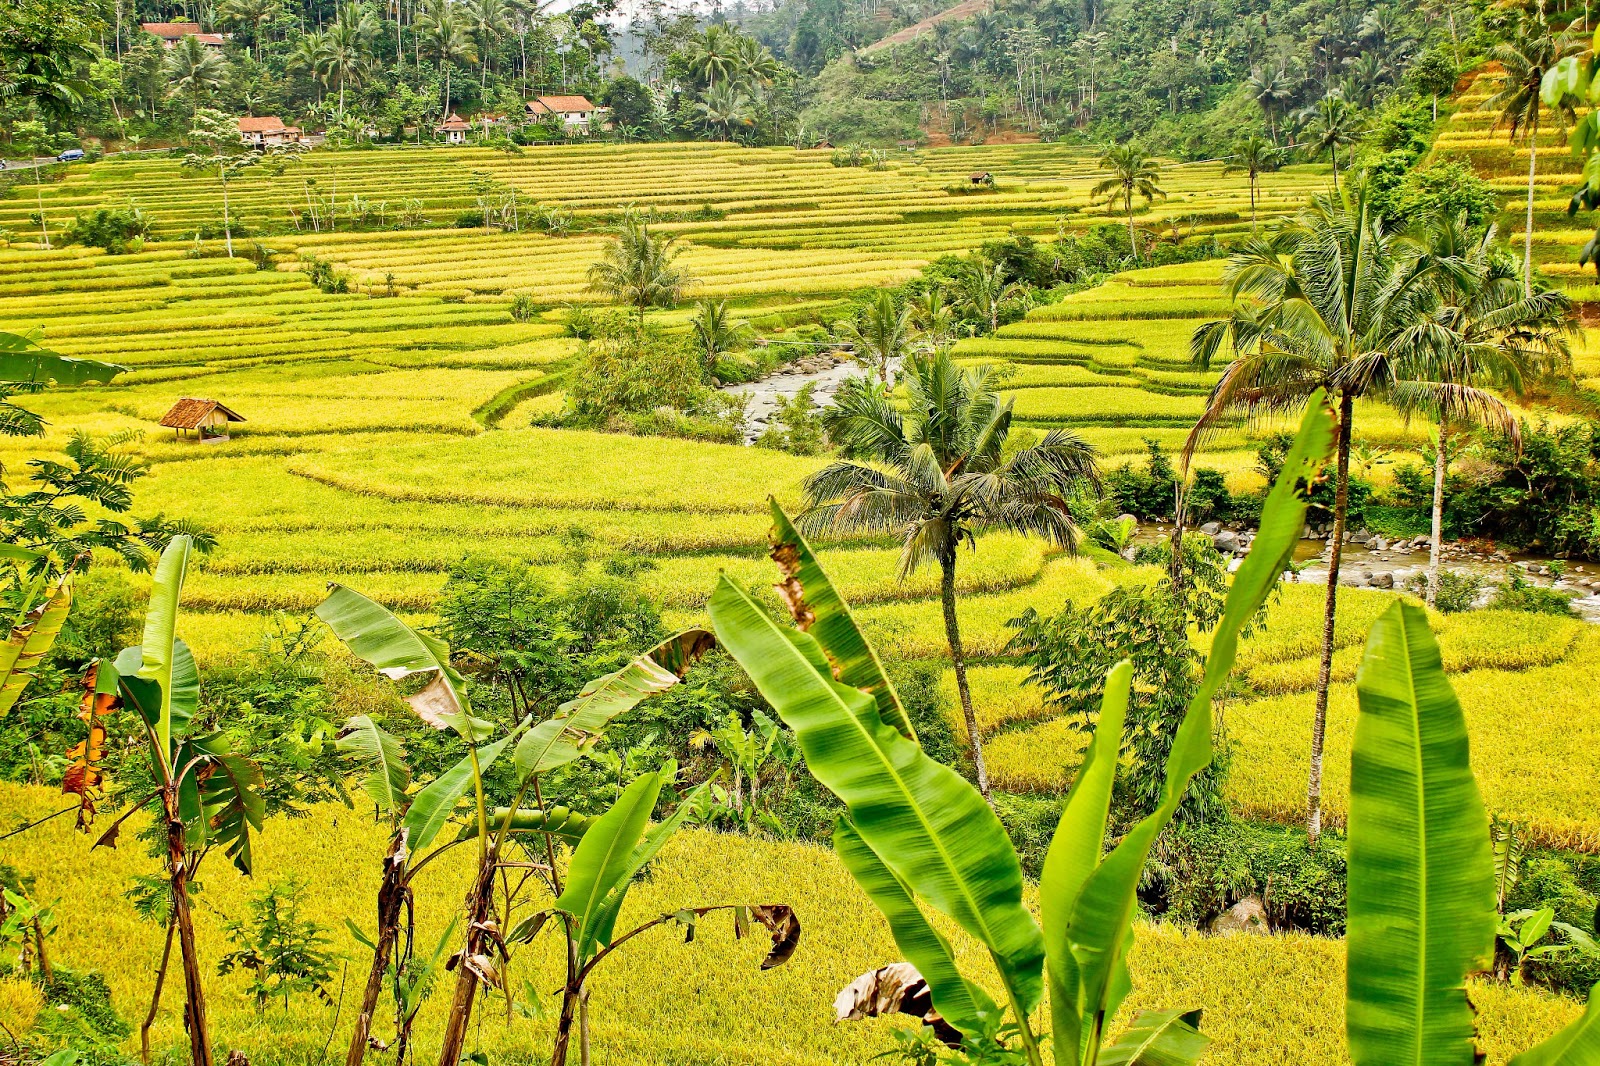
[218,0,278,59]
[802,351,1100,801]
[1482,9,1580,296]
[466,0,508,87]
[685,24,738,90]
[1397,212,1573,605]
[1300,92,1364,190]
[165,34,227,115]
[1188,185,1441,843]
[960,261,1022,334]
[1248,64,1293,142]
[1091,143,1164,263]
[909,286,956,348]
[324,3,377,118]
[734,33,781,90]
[586,211,695,326]
[287,32,327,103]
[689,299,752,373]
[418,1,476,117]
[694,82,755,141]
[837,290,913,385]
[1223,135,1280,233]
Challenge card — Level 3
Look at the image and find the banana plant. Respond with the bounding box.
[706,393,1337,1065]
[0,545,72,716]
[316,584,715,1066]
[85,536,265,1066]
[508,769,800,1066]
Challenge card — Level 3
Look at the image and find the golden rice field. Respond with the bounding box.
[4,135,1600,1062]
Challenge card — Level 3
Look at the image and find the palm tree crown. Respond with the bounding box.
[1091,144,1164,262]
[586,211,695,324]
[836,290,914,385]
[803,350,1100,798]
[1299,92,1364,190]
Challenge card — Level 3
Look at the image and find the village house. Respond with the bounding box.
[141,22,226,49]
[237,116,303,149]
[435,112,471,144]
[525,95,603,133]
[159,398,246,442]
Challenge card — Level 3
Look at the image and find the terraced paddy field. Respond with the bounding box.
[3,139,1599,1063]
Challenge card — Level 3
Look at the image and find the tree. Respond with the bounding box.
[1398,213,1572,606]
[1223,135,1280,233]
[689,299,752,373]
[1248,64,1293,143]
[959,261,1022,335]
[836,290,913,385]
[164,34,227,115]
[909,285,955,348]
[1483,8,1579,296]
[183,107,258,257]
[804,351,1100,800]
[417,0,476,116]
[465,0,507,87]
[586,211,694,325]
[694,81,755,140]
[0,0,97,123]
[1300,92,1364,190]
[11,121,56,250]
[684,24,738,90]
[1189,185,1440,842]
[323,2,377,118]
[217,0,278,60]
[1091,143,1164,264]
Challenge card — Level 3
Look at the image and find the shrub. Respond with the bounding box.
[1143,821,1349,934]
[1490,570,1578,617]
[64,207,152,253]
[1405,569,1485,613]
[754,383,826,455]
[217,877,338,1012]
[561,305,629,340]
[566,329,728,428]
[1105,438,1177,520]
[1185,467,1233,524]
[301,254,350,294]
[508,291,539,322]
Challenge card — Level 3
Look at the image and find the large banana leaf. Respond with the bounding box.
[708,569,1046,1017]
[512,630,714,778]
[1346,601,1495,1066]
[0,332,123,386]
[171,733,265,875]
[766,502,913,740]
[834,817,999,1039]
[136,536,192,758]
[1063,393,1334,1060]
[1040,661,1131,1063]
[0,573,72,715]
[316,584,476,733]
[337,714,411,815]
[554,772,661,960]
[1098,1009,1209,1066]
[581,779,712,960]
[400,731,517,851]
[1511,984,1600,1065]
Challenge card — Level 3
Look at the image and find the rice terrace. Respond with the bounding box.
[4,1,1600,1064]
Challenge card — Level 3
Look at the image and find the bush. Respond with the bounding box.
[1144,821,1348,934]
[64,206,152,253]
[1105,438,1177,520]
[754,383,826,455]
[1185,467,1233,524]
[561,305,629,340]
[1405,569,1486,613]
[508,291,539,322]
[1490,570,1578,616]
[301,254,350,294]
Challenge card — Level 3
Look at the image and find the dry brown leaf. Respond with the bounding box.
[749,903,801,969]
[834,963,960,1047]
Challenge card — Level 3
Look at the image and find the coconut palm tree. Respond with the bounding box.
[909,286,956,348]
[685,24,739,90]
[959,261,1023,334]
[689,299,752,374]
[218,0,278,59]
[466,0,508,87]
[586,210,695,326]
[694,82,755,141]
[1223,134,1280,233]
[1398,212,1574,605]
[287,32,327,103]
[1188,185,1441,843]
[802,350,1100,801]
[734,33,782,90]
[324,3,377,118]
[418,0,476,117]
[837,290,914,385]
[1248,64,1293,143]
[1482,8,1580,296]
[165,34,227,115]
[1091,143,1164,263]
[1300,91,1364,190]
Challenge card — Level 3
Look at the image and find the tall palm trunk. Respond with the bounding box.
[1249,176,1258,233]
[1307,390,1352,844]
[346,830,410,1066]
[1524,113,1538,298]
[1426,424,1447,608]
[1124,189,1137,264]
[165,789,213,1066]
[220,168,233,257]
[1331,143,1340,191]
[940,550,990,801]
[33,164,49,250]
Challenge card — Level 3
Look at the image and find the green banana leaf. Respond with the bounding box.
[1064,392,1334,1057]
[400,731,517,851]
[555,772,662,959]
[316,584,478,734]
[581,779,712,961]
[136,535,192,759]
[834,817,999,1039]
[1347,601,1495,1066]
[169,733,265,874]
[456,805,594,843]
[708,567,1045,1018]
[512,630,714,778]
[766,502,914,740]
[1510,983,1600,1065]
[1098,1009,1209,1066]
[1040,661,1132,1064]
[0,331,123,386]
[0,573,72,716]
[337,714,411,815]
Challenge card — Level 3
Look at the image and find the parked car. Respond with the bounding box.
[57,149,84,162]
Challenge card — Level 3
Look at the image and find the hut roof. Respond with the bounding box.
[238,116,290,133]
[142,21,202,37]
[527,95,597,115]
[436,112,471,131]
[160,398,246,429]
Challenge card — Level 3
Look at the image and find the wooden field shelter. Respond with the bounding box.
[159,398,246,442]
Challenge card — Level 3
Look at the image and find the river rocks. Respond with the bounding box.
[1212,530,1240,552]
[1352,529,1372,545]
[1200,521,1222,536]
[1372,571,1395,589]
[1210,897,1269,935]
[1372,537,1389,552]
[1118,514,1139,529]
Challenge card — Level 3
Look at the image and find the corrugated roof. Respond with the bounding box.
[159,398,246,429]
[528,95,597,114]
[238,116,289,132]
